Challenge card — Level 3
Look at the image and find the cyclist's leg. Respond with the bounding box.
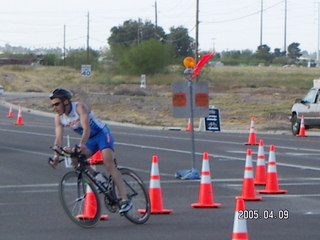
[95,127,128,201]
[101,148,128,201]
[88,127,132,212]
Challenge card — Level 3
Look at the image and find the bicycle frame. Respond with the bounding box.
[50,145,117,204]
[75,160,118,206]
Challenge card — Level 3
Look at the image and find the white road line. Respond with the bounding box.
[228,150,320,157]
[115,131,320,153]
[226,182,320,187]
[1,177,319,190]
[118,142,320,171]
[304,211,320,215]
[1,127,320,172]
[3,126,320,153]
[0,183,58,189]
[0,145,49,157]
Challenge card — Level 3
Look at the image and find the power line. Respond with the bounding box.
[203,0,284,24]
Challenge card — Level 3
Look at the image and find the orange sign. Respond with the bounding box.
[195,93,209,107]
[173,93,187,107]
[183,57,196,68]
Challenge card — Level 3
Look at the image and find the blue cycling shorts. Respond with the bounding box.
[85,126,114,154]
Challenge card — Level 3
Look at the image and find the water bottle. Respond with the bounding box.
[96,173,107,186]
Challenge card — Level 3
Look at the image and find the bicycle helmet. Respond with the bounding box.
[49,88,73,100]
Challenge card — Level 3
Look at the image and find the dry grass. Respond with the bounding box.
[1,64,319,131]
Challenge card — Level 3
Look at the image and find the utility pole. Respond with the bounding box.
[137,18,141,44]
[154,1,158,28]
[86,11,90,63]
[283,0,287,54]
[63,25,66,66]
[212,38,216,52]
[195,0,199,63]
[317,3,320,67]
[260,0,263,47]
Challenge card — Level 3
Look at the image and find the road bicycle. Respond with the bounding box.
[49,145,150,228]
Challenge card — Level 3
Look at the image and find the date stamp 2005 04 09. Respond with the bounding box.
[238,210,289,220]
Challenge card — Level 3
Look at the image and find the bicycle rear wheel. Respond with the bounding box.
[59,171,101,228]
[117,168,150,224]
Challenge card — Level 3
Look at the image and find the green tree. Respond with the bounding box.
[119,39,171,74]
[274,48,282,57]
[272,56,288,66]
[166,26,194,59]
[220,50,245,65]
[65,48,99,69]
[287,42,302,63]
[255,44,274,63]
[108,19,166,57]
[41,54,61,66]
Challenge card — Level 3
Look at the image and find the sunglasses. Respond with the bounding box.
[51,102,62,107]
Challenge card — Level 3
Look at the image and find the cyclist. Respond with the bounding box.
[49,88,132,213]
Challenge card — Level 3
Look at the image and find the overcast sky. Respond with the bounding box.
[0,0,318,53]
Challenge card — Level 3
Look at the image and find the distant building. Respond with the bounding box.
[0,58,30,65]
[297,57,317,67]
[208,61,224,67]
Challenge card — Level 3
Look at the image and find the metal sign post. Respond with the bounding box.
[186,68,197,170]
[174,68,202,180]
[173,55,213,180]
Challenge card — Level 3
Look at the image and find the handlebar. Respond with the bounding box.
[48,145,105,169]
[48,157,64,169]
[48,145,87,169]
[51,145,82,158]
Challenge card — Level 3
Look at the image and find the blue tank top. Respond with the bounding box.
[59,102,106,138]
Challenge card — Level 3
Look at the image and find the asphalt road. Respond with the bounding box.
[0,103,319,240]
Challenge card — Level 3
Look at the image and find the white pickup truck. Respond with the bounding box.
[290,79,320,135]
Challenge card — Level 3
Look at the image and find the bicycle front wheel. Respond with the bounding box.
[59,171,101,228]
[117,168,150,224]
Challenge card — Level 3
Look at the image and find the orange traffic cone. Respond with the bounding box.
[238,149,262,201]
[191,152,221,208]
[296,115,307,137]
[254,139,267,185]
[87,151,108,220]
[148,155,173,214]
[7,105,13,118]
[77,184,101,220]
[14,106,24,125]
[232,197,249,240]
[244,117,258,145]
[186,118,192,131]
[258,145,288,194]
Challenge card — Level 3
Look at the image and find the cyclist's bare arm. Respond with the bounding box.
[54,114,64,146]
[51,115,64,166]
[49,145,97,176]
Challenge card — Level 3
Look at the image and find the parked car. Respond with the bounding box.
[290,79,320,135]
